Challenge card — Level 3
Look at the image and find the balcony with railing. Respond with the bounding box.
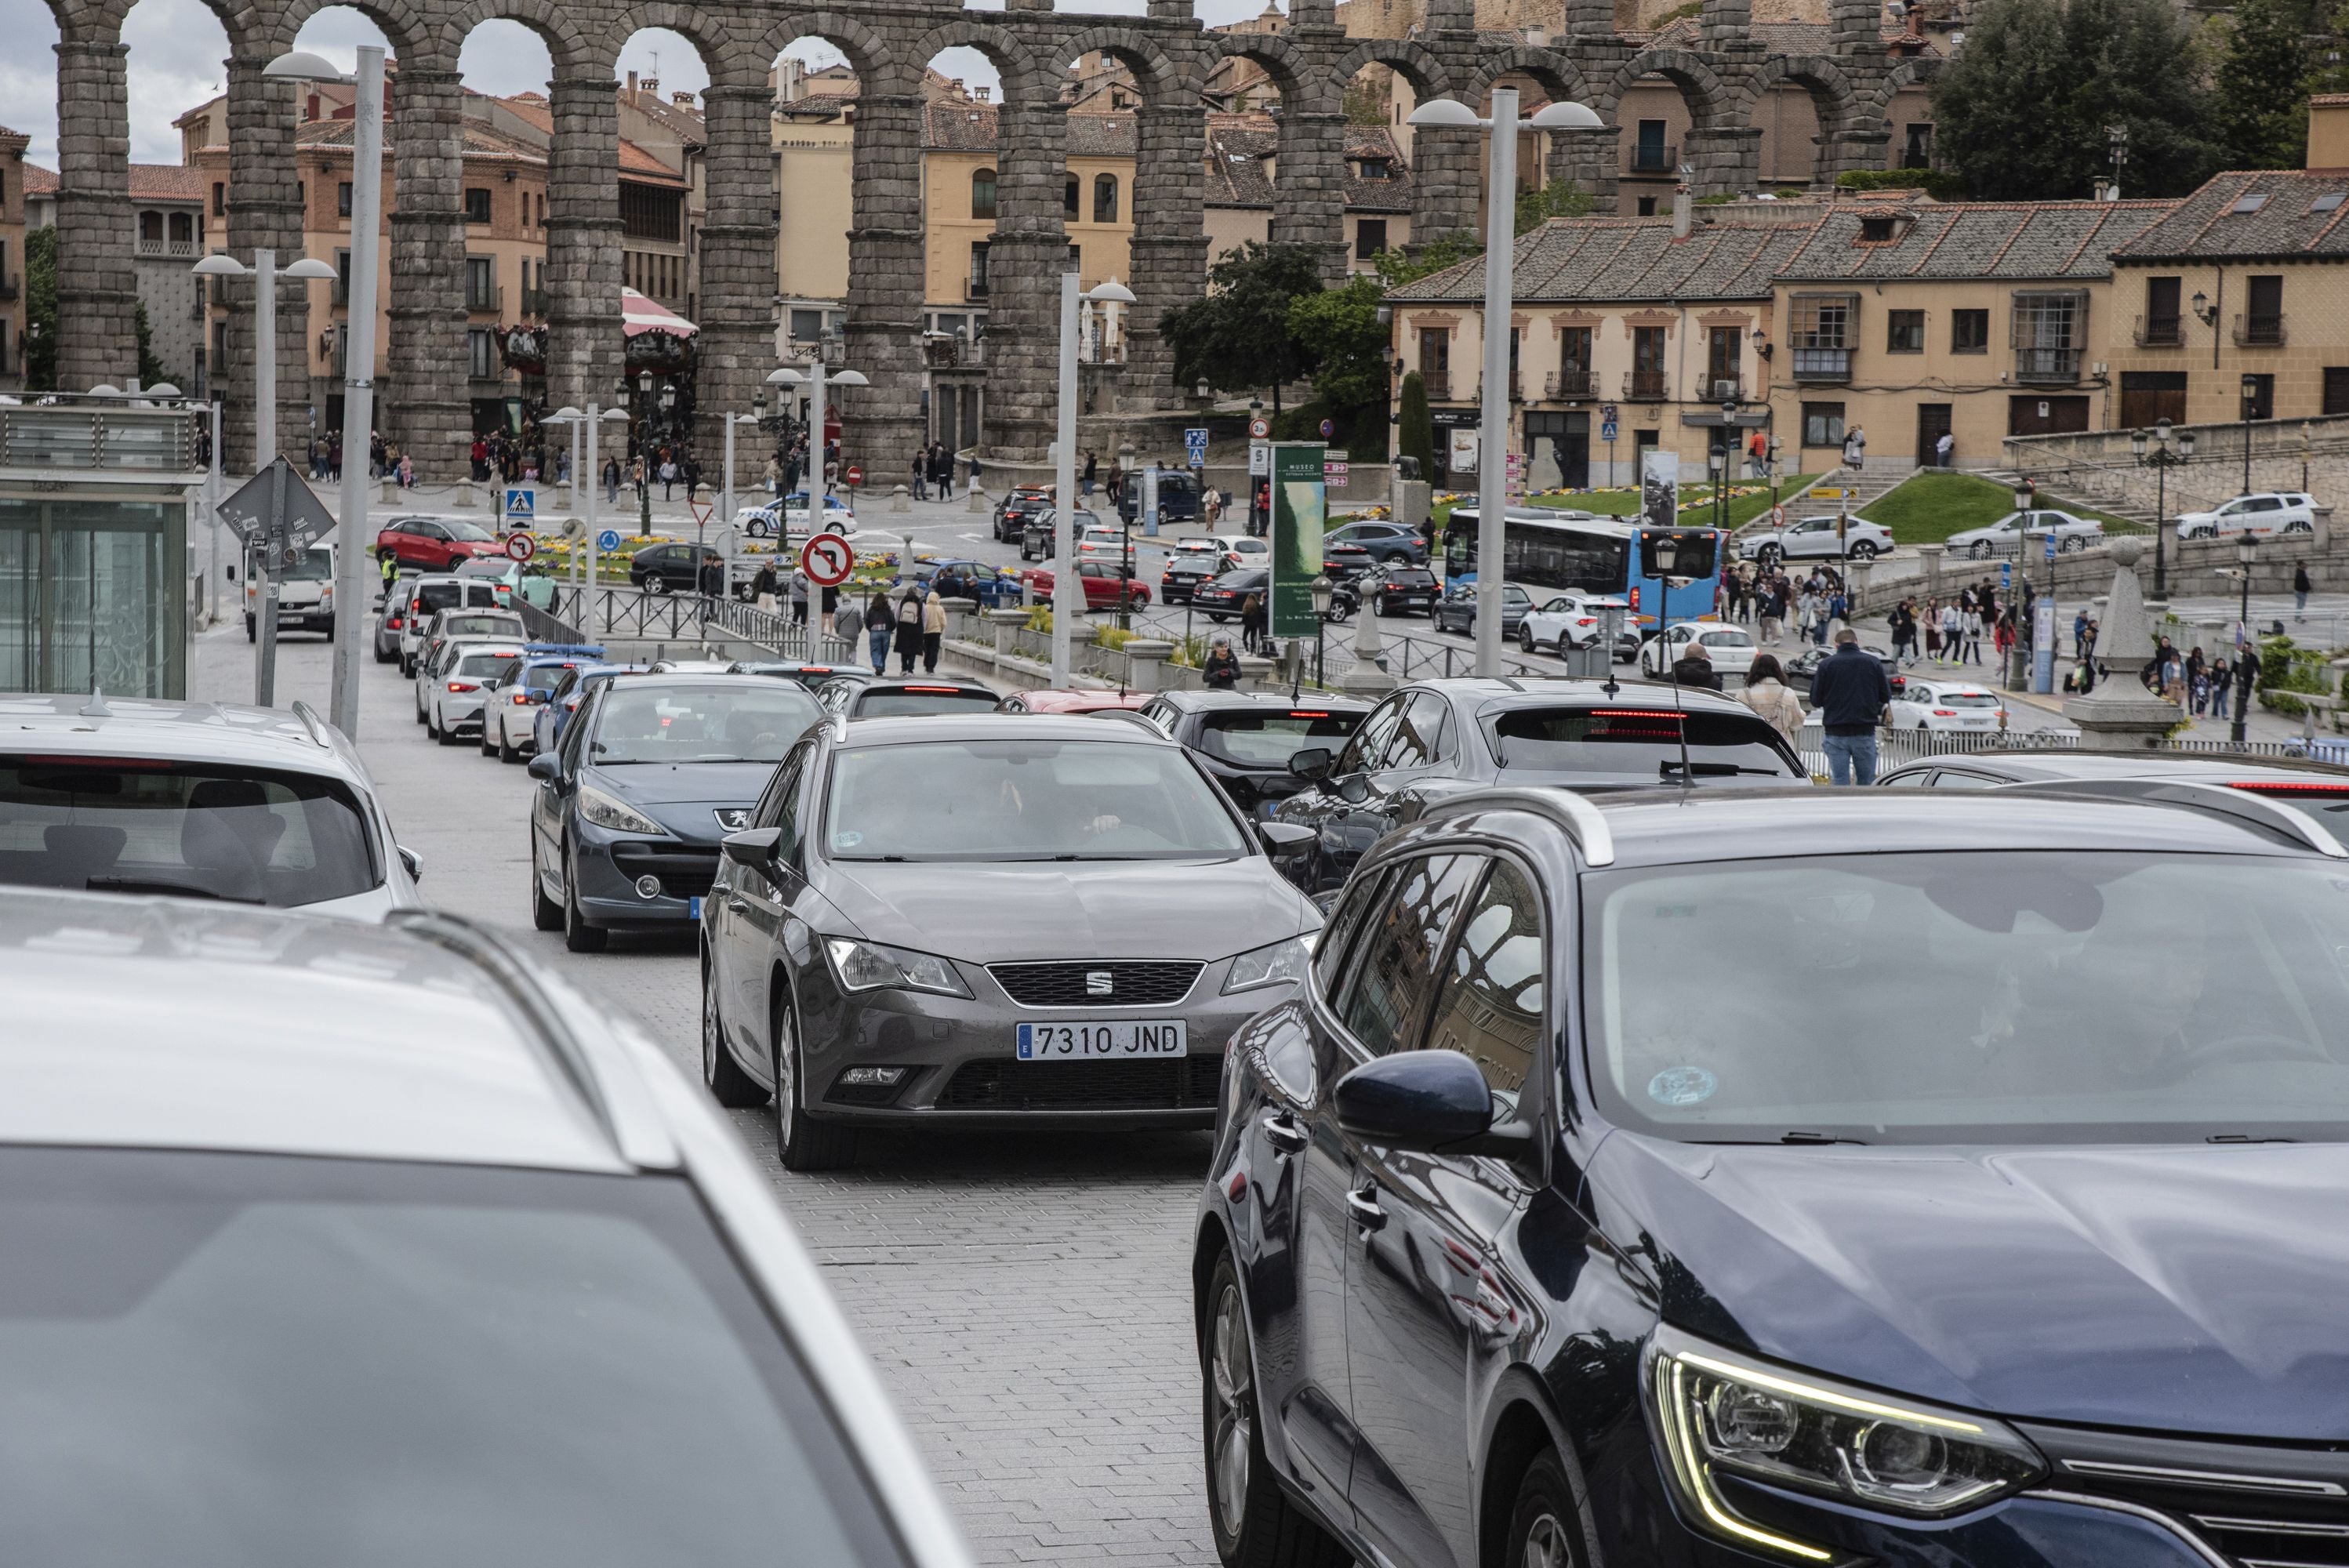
[2234,312,2286,348]
[133,237,198,260]
[1545,368,1595,399]
[1629,141,1677,174]
[1420,370,1451,400]
[1790,346,1851,382]
[1627,368,1669,401]
[1704,376,1745,402]
[2014,346,2081,383]
[2133,313,2184,347]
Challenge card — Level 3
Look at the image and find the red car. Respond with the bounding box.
[376,514,504,571]
[1018,561,1150,612]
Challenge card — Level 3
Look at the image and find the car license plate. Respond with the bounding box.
[1015,1021,1188,1060]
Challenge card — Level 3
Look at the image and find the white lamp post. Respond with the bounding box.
[768,361,869,501]
[721,409,761,605]
[1407,90,1601,677]
[1052,273,1136,685]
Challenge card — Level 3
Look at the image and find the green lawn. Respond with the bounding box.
[1430,474,1820,532]
[1861,470,2144,544]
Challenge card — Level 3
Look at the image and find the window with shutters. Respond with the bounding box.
[1788,294,1855,381]
[2010,291,2083,382]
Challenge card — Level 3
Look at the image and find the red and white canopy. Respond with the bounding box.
[621,287,698,339]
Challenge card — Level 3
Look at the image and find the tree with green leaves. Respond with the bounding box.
[2213,0,2314,169]
[24,226,57,393]
[1514,180,1595,234]
[1160,241,1326,412]
[1285,274,1389,418]
[1930,0,2218,200]
[1396,372,1433,478]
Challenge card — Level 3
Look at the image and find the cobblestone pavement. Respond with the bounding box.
[190,626,1224,1568]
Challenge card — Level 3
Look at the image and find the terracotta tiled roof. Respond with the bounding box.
[1202,117,1413,212]
[1776,200,2176,281]
[127,163,207,201]
[1388,216,1820,303]
[2110,169,2349,262]
[24,162,56,195]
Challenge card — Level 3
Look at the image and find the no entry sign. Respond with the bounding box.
[801,531,855,586]
[504,531,537,563]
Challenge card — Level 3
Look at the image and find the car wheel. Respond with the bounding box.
[479,724,497,756]
[245,615,256,643]
[1757,544,1781,567]
[1326,599,1351,624]
[562,844,608,953]
[1518,624,1538,653]
[530,840,563,932]
[1849,542,1880,562]
[438,718,464,747]
[1208,612,1231,623]
[425,704,440,739]
[400,655,416,678]
[646,576,670,596]
[499,727,521,764]
[703,957,769,1109]
[373,639,394,665]
[1202,1250,1351,1568]
[1969,541,1991,560]
[2060,535,2084,553]
[772,989,855,1171]
[1503,1450,1583,1568]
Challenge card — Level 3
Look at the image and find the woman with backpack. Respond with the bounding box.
[894,587,925,674]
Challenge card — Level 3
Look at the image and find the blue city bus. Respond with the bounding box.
[1442,509,1726,629]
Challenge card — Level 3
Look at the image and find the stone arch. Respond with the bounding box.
[600,2,746,82]
[1601,47,1730,126]
[1735,53,1857,129]
[1861,56,1939,125]
[762,11,898,93]
[1334,37,1450,99]
[1462,45,1589,107]
[1058,24,1187,109]
[269,0,427,61]
[431,0,594,80]
[1212,33,1321,110]
[910,18,1047,107]
[78,0,248,51]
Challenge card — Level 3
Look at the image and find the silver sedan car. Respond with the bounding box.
[0,888,970,1568]
[700,713,1322,1169]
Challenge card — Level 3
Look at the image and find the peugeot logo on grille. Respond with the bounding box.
[1086,970,1115,996]
[714,808,750,831]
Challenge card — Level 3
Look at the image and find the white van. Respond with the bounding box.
[245,543,336,642]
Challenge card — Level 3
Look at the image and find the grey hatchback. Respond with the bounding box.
[699,713,1323,1169]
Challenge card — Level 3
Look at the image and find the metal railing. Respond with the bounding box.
[1797,724,2315,775]
[703,594,858,661]
[466,283,503,315]
[1629,141,1676,173]
[0,398,200,471]
[2234,312,2286,348]
[0,273,18,302]
[1545,368,1595,399]
[2133,313,2184,347]
[1627,368,1669,401]
[134,238,197,259]
[521,288,548,318]
[545,586,710,642]
[1420,371,1450,400]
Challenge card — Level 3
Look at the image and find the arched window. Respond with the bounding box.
[169,211,194,243]
[971,169,997,220]
[1064,178,1080,218]
[1093,173,1119,223]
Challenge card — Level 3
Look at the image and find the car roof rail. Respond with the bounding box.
[287,699,335,750]
[1420,785,1616,867]
[383,909,674,1167]
[1999,777,2348,858]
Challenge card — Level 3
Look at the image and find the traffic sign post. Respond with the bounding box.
[1248,416,1271,441]
[801,531,855,588]
[504,531,537,564]
[597,528,621,553]
[1183,427,1210,469]
[503,488,535,532]
[216,456,338,708]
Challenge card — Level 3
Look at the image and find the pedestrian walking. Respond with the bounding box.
[1240,588,1267,655]
[1939,601,1962,666]
[1811,628,1893,786]
[2296,561,2312,621]
[911,451,928,502]
[1201,633,1241,690]
[764,456,782,499]
[603,456,621,505]
[750,561,779,612]
[866,589,893,673]
[659,457,678,501]
[966,450,982,494]
[2210,653,2233,720]
[1841,426,1867,470]
[396,452,414,488]
[922,586,946,673]
[893,587,924,673]
[1935,430,1954,468]
[682,458,701,506]
[1082,450,1098,499]
[1670,640,1720,691]
[1739,653,1807,746]
[1962,604,1984,664]
[834,593,863,648]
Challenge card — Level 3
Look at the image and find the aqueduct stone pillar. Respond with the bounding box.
[1410,118,1483,249]
[1126,100,1208,409]
[695,82,780,459]
[1821,125,1892,183]
[52,34,137,399]
[844,89,928,472]
[1685,124,1761,199]
[1547,124,1620,209]
[224,53,313,468]
[1273,102,1350,285]
[984,95,1069,465]
[385,66,469,480]
[546,74,624,423]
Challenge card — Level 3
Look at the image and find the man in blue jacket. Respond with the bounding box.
[1810,627,1893,786]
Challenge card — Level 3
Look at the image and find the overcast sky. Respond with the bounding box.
[0,0,1276,172]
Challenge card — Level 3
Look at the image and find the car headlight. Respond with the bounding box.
[577,784,670,837]
[1223,935,1312,994]
[823,937,972,999]
[1646,1327,2042,1563]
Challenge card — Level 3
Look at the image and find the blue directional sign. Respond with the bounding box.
[503,488,535,526]
[2000,561,2012,587]
[597,529,621,551]
[1600,420,1619,442]
[2044,533,2058,561]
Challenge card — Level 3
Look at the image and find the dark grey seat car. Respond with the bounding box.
[698,713,1322,1170]
[528,674,824,952]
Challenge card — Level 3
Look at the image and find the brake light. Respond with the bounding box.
[1589,710,1685,720]
[564,697,582,710]
[2231,781,2349,795]
[905,685,964,693]
[1575,618,1596,627]
[388,615,403,630]
[511,691,536,705]
[1290,711,1331,718]
[448,681,480,693]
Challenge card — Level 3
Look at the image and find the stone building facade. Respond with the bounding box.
[1,126,29,389]
[38,0,1944,479]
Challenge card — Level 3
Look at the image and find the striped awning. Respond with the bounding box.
[621,287,697,339]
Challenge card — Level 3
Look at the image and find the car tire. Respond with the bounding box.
[530,843,564,933]
[1518,624,1539,653]
[562,845,608,953]
[438,719,463,747]
[1201,1250,1351,1568]
[374,640,395,665]
[1502,1450,1584,1568]
[1325,600,1350,624]
[2060,535,2084,553]
[1756,544,1782,567]
[424,705,440,739]
[479,725,497,756]
[499,728,521,764]
[1849,542,1880,562]
[772,989,855,1171]
[1208,612,1231,623]
[245,615,256,643]
[646,576,669,596]
[1970,541,1992,560]
[703,957,769,1109]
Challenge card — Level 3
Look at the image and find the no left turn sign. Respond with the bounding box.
[504,531,537,563]
[801,531,855,586]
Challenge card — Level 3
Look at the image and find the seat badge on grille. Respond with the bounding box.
[1086,971,1115,996]
[714,808,750,831]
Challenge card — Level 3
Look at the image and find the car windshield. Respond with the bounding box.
[277,549,332,582]
[0,759,377,906]
[1586,850,2349,1144]
[590,684,822,764]
[853,689,1003,719]
[1487,707,1799,780]
[0,1149,904,1568]
[443,520,496,543]
[1196,708,1364,768]
[826,739,1250,861]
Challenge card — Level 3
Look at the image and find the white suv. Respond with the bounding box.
[2176,492,2318,539]
[1739,514,1893,564]
[1517,593,1628,654]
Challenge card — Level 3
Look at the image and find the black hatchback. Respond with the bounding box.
[1134,691,1372,817]
[1192,568,1266,622]
[1370,564,1440,618]
[1196,785,2349,1568]
[812,675,1003,720]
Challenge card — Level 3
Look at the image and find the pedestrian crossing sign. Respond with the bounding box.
[504,488,535,527]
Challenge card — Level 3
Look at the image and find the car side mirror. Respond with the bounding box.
[1258,821,1313,857]
[721,826,785,871]
[527,753,565,783]
[1288,746,1334,782]
[225,564,237,582]
[1332,1051,1533,1158]
[397,845,423,882]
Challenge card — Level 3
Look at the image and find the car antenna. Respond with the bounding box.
[78,685,111,719]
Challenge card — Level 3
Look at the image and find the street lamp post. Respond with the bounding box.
[721,408,760,606]
[549,405,628,633]
[2242,372,2260,498]
[1307,572,1335,696]
[1049,272,1137,686]
[1407,87,1602,678]
[768,359,870,505]
[2130,418,2195,601]
[2235,534,2258,745]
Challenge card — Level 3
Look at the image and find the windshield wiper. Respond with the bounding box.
[1779,1131,1868,1145]
[83,876,265,905]
[1661,760,1784,778]
[2207,1133,2301,1144]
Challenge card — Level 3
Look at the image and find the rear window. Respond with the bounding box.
[0,759,379,906]
[442,615,518,638]
[1387,569,1436,586]
[1197,708,1364,768]
[1487,707,1798,780]
[853,689,1002,719]
[415,583,463,612]
[454,652,521,681]
[1932,692,2001,710]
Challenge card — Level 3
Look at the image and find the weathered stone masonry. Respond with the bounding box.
[42,0,1931,471]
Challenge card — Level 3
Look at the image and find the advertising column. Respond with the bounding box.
[1270,443,1327,643]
